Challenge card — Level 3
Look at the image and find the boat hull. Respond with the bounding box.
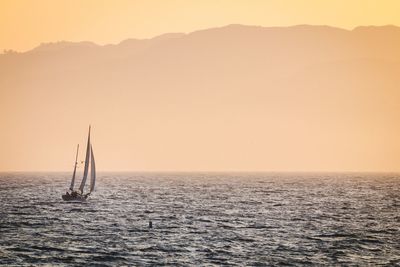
[62,194,88,202]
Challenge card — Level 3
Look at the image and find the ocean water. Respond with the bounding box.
[0,172,399,266]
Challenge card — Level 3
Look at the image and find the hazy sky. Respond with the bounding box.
[1,1,400,172]
[1,0,400,52]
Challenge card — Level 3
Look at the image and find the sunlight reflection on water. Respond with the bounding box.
[0,172,399,265]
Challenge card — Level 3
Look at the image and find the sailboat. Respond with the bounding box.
[62,126,96,201]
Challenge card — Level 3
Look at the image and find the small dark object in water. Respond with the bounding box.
[149,220,153,228]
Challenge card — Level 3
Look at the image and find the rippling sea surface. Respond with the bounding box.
[0,172,399,266]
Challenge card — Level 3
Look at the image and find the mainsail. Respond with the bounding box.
[63,125,96,201]
[69,144,79,191]
[89,145,96,193]
[79,126,91,193]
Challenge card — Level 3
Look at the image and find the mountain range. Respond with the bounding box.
[1,24,400,171]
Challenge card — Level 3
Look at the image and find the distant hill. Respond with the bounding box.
[1,25,400,171]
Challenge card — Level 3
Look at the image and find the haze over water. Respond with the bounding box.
[1,172,399,266]
[2,24,400,173]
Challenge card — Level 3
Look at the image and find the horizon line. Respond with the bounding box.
[1,170,400,174]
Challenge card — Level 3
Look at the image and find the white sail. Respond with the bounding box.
[89,145,96,193]
[79,126,91,193]
[69,144,79,191]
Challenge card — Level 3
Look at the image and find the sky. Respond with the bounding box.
[1,0,400,52]
[1,0,400,172]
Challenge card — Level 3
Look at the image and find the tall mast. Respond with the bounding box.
[79,125,91,193]
[69,144,79,191]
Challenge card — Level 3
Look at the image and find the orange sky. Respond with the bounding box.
[1,0,400,52]
[1,1,400,172]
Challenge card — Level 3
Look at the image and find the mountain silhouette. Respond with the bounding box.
[1,24,400,171]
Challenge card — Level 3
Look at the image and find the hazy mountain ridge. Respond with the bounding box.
[1,24,399,76]
[1,24,400,171]
[2,24,400,57]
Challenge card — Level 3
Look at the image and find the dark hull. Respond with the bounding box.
[62,194,88,202]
